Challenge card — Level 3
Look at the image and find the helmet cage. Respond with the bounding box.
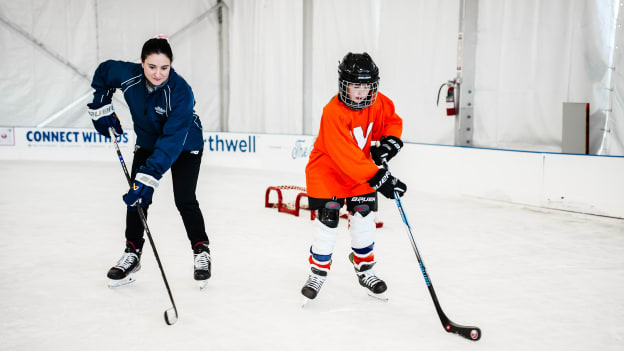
[338,79,379,110]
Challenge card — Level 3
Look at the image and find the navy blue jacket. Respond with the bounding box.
[88,60,204,179]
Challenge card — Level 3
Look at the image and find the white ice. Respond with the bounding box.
[0,160,623,350]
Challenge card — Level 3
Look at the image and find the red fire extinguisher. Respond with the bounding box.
[437,80,457,116]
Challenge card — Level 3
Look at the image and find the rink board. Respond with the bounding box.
[0,126,621,218]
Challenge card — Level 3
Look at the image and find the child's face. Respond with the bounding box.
[347,83,371,103]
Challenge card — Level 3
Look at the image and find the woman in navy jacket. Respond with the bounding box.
[87,36,211,289]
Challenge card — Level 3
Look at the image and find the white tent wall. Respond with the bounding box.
[232,0,622,155]
[308,0,459,144]
[228,0,303,133]
[95,0,221,131]
[1,0,623,155]
[0,0,96,127]
[473,0,622,155]
[0,0,221,131]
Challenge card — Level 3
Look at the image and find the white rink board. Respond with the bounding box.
[0,127,621,218]
[394,144,624,219]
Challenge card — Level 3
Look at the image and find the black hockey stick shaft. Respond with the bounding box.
[383,160,480,341]
[109,129,178,325]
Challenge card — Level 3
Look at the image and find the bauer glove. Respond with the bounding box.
[370,136,403,166]
[368,168,407,199]
[122,170,160,208]
[87,103,123,138]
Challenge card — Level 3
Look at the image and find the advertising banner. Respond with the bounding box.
[0,127,135,161]
[202,132,314,173]
[0,127,315,174]
[0,127,15,146]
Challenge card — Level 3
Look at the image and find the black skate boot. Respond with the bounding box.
[349,252,388,300]
[301,267,328,305]
[193,242,211,290]
[107,242,142,288]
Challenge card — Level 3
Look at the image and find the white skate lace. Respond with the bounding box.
[194,251,211,270]
[115,252,138,271]
[359,270,382,288]
[305,273,326,291]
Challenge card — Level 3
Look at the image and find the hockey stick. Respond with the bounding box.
[383,160,481,341]
[109,128,179,326]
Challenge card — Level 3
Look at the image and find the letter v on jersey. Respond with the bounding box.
[352,122,374,149]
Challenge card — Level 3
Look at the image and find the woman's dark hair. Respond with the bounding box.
[141,38,173,62]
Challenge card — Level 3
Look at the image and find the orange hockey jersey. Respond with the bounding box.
[305,92,403,198]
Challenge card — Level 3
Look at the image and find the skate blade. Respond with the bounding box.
[197,280,209,291]
[108,274,136,288]
[301,297,312,308]
[367,291,388,301]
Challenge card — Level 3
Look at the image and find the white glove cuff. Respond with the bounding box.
[88,104,115,121]
[135,172,160,189]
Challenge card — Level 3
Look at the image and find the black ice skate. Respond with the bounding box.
[348,253,388,300]
[107,243,142,288]
[301,267,328,306]
[193,242,212,290]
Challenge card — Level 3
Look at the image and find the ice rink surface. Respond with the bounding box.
[1,160,623,350]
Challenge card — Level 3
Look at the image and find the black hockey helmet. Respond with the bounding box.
[338,52,379,110]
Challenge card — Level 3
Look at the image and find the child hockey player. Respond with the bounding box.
[87,35,211,289]
[302,52,407,302]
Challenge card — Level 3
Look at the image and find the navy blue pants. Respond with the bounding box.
[125,147,208,250]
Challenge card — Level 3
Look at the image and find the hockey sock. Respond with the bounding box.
[309,249,332,272]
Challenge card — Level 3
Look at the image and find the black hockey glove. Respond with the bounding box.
[370,136,403,166]
[367,169,407,199]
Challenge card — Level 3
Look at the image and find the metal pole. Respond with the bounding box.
[217,0,230,132]
[302,0,313,135]
[597,1,622,155]
[454,0,477,147]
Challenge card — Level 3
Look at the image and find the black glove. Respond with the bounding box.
[367,169,407,199]
[370,136,403,166]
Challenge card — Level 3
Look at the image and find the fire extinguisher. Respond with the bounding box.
[436,80,457,116]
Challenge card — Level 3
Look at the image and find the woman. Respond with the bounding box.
[301,52,407,303]
[87,35,211,289]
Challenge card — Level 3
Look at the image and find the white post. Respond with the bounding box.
[455,0,478,147]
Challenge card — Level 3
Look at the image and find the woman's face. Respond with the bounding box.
[142,53,171,87]
[347,83,371,103]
